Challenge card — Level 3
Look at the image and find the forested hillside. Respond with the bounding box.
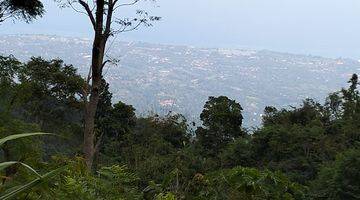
[1,35,359,126]
[1,55,360,199]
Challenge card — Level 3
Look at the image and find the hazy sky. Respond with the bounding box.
[1,0,360,58]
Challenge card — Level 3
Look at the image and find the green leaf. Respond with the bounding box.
[0,162,17,171]
[0,167,64,200]
[0,132,54,146]
[0,161,41,177]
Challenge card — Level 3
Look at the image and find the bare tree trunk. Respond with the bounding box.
[79,0,107,170]
[83,91,99,169]
[83,37,105,169]
[83,0,106,168]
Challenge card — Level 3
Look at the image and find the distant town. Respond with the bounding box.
[1,34,359,126]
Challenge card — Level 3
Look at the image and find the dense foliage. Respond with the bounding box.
[0,0,44,22]
[1,55,360,199]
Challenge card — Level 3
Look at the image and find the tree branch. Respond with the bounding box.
[104,0,115,38]
[113,20,147,34]
[81,66,92,103]
[78,0,96,30]
[94,132,104,153]
[114,0,140,10]
[101,59,110,72]
[68,2,88,16]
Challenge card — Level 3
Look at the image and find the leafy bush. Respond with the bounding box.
[310,148,360,200]
[44,157,142,200]
[196,166,306,200]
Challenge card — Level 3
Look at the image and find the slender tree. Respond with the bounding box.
[60,0,159,169]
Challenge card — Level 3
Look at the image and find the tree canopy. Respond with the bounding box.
[0,0,44,23]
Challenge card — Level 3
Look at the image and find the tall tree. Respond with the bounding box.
[196,96,244,155]
[342,74,360,119]
[60,0,159,169]
[0,0,44,23]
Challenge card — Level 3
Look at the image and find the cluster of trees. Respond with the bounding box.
[1,55,360,199]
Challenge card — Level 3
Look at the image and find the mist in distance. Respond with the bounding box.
[1,0,360,59]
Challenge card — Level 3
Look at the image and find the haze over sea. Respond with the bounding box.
[1,0,360,59]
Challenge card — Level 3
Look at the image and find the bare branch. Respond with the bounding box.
[86,65,92,85]
[101,56,120,71]
[67,1,88,16]
[101,59,110,71]
[114,0,140,10]
[104,0,115,38]
[78,0,96,30]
